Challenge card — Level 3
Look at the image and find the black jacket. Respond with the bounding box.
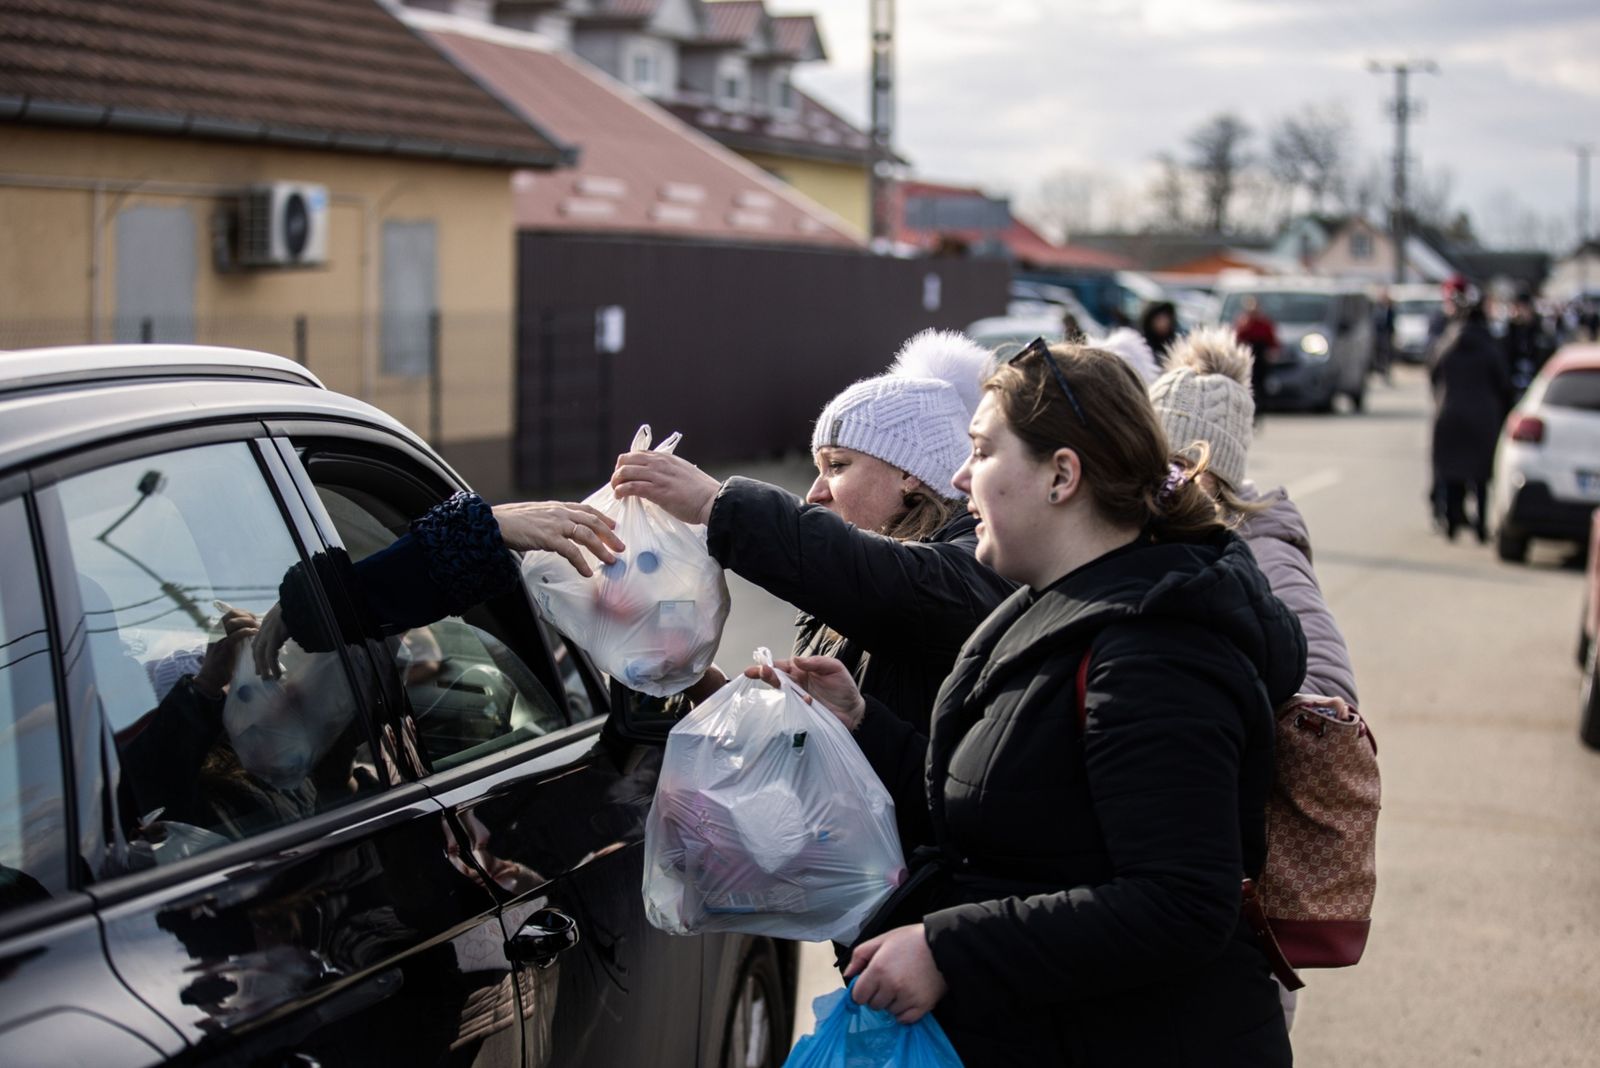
[854,533,1306,1068]
[706,476,1015,734]
[1429,318,1514,484]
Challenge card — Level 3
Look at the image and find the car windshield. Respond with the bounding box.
[1395,300,1440,317]
[1219,292,1334,324]
[1543,369,1600,412]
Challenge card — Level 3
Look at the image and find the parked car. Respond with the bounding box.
[0,345,796,1068]
[1490,344,1600,563]
[1577,510,1600,750]
[1215,281,1375,412]
[1386,283,1445,364]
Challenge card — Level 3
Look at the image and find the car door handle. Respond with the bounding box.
[504,907,580,968]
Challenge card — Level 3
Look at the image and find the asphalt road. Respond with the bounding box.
[709,365,1600,1064]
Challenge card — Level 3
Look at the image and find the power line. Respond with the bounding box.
[1575,143,1594,294]
[1368,59,1439,283]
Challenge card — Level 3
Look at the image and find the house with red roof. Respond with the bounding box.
[399,0,884,237]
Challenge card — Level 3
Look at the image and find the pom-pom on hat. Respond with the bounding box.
[1147,325,1256,490]
[811,329,990,500]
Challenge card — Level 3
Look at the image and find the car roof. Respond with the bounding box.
[0,344,325,394]
[1216,278,1363,295]
[0,344,436,480]
[1542,344,1600,377]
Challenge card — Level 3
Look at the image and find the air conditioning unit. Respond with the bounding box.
[235,182,329,268]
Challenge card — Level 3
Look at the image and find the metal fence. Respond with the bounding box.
[515,236,1010,492]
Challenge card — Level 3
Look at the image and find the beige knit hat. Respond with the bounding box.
[1147,326,1256,490]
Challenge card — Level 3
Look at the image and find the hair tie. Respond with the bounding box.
[1157,461,1191,508]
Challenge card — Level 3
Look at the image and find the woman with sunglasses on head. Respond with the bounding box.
[610,328,1013,721]
[758,337,1304,1066]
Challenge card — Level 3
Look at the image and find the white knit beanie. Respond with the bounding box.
[1147,326,1256,490]
[810,329,990,500]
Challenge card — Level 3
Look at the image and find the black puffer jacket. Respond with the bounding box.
[855,533,1305,1068]
[706,476,1015,733]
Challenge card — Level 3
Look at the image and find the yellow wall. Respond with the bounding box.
[740,151,869,239]
[0,126,521,494]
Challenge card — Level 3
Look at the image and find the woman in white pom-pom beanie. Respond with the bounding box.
[611,331,1014,789]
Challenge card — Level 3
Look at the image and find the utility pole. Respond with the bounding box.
[868,0,895,248]
[1368,59,1438,284]
[1575,143,1594,297]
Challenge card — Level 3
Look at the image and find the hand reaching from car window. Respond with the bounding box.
[610,450,721,526]
[744,655,867,731]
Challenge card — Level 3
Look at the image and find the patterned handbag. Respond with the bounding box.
[1251,695,1381,977]
[1075,659,1381,992]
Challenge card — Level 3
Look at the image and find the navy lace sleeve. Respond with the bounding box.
[408,491,520,616]
[277,491,519,651]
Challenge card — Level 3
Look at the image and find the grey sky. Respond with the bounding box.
[789,0,1600,248]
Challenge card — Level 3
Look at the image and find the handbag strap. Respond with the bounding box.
[1074,647,1305,992]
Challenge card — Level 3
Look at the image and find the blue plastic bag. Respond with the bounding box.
[783,983,964,1068]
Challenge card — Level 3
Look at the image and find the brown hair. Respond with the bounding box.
[880,484,958,542]
[984,341,1225,542]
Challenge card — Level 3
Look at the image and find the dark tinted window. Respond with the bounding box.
[304,472,572,772]
[0,499,69,913]
[54,444,376,867]
[1220,292,1334,324]
[1543,369,1600,412]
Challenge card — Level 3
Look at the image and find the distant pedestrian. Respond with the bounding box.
[1428,285,1514,542]
[1139,300,1180,365]
[1233,296,1278,419]
[1372,289,1396,384]
[1503,291,1553,399]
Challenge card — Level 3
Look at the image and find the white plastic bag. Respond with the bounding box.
[521,425,731,697]
[223,637,357,790]
[643,648,907,943]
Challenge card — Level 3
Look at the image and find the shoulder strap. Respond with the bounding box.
[1075,648,1092,730]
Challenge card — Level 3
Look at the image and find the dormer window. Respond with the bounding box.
[720,73,745,107]
[631,49,659,93]
[774,72,795,112]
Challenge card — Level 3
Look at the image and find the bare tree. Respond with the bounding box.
[1022,167,1105,242]
[1146,152,1190,232]
[1267,103,1352,214]
[1409,166,1458,233]
[1187,113,1252,232]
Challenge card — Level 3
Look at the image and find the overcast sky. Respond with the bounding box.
[789,0,1600,248]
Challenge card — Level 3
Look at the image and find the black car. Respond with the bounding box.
[0,345,796,1068]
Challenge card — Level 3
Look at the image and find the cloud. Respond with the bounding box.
[792,0,1600,240]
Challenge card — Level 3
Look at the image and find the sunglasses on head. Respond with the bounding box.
[1000,337,1091,429]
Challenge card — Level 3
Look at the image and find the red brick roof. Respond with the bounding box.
[594,0,662,18]
[771,15,823,59]
[702,1,765,44]
[426,26,859,247]
[0,0,568,165]
[893,181,1133,270]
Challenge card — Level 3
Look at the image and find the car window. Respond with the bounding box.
[1220,293,1334,324]
[52,443,378,866]
[305,478,573,772]
[0,498,70,914]
[1543,369,1600,412]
